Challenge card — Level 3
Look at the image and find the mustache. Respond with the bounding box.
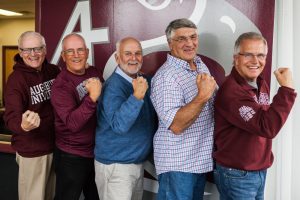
[128,61,140,65]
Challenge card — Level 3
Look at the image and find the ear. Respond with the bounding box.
[86,48,89,57]
[19,50,23,58]
[114,53,119,64]
[233,55,238,66]
[61,52,66,62]
[167,40,172,50]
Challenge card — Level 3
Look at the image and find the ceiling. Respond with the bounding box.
[0,0,35,19]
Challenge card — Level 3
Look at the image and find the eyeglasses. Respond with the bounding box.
[123,51,143,57]
[63,48,87,56]
[20,46,45,54]
[172,34,198,44]
[238,53,267,61]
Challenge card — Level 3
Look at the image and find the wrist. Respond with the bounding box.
[21,124,30,132]
[133,93,144,100]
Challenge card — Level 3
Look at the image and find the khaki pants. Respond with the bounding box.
[95,161,144,200]
[16,152,55,200]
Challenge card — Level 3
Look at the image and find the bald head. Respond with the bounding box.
[115,37,143,78]
[116,37,142,55]
[61,33,87,50]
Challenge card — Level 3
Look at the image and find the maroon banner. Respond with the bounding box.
[37,0,274,84]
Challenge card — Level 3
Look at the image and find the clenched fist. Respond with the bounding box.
[132,76,148,100]
[274,67,294,89]
[21,110,40,132]
[85,77,102,102]
[195,73,217,102]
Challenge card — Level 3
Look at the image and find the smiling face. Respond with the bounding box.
[61,34,89,75]
[168,27,198,67]
[115,38,143,78]
[234,39,267,82]
[19,35,46,71]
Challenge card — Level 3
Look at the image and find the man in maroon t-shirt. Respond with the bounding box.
[213,32,297,199]
[51,33,101,200]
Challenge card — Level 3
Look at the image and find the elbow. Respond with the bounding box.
[262,131,277,139]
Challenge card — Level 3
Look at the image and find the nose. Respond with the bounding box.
[130,54,137,60]
[250,55,259,63]
[185,37,194,46]
[29,49,36,56]
[73,50,80,57]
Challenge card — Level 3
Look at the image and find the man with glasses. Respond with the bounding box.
[151,18,223,199]
[51,33,101,200]
[213,32,297,199]
[4,31,60,200]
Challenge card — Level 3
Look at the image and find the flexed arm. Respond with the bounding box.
[170,73,217,134]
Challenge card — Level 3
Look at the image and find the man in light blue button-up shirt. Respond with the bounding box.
[151,18,221,200]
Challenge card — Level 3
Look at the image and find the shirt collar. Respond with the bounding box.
[115,66,133,84]
[166,53,205,72]
[231,66,264,90]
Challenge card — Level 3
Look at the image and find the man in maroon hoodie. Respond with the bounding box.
[213,32,297,199]
[4,31,60,200]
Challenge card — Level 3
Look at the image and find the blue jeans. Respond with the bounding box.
[157,171,206,200]
[214,164,267,200]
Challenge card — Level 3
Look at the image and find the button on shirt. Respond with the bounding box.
[150,54,216,175]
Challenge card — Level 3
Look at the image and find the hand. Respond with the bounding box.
[21,110,40,132]
[132,76,148,100]
[195,73,217,102]
[274,67,294,89]
[85,77,102,102]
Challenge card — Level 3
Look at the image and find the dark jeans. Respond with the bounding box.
[54,148,99,200]
[157,171,206,200]
[214,163,267,200]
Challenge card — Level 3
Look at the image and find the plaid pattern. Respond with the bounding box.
[151,54,216,175]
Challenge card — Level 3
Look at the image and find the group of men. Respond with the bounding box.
[3,18,296,200]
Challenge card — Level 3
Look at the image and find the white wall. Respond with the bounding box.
[269,0,300,199]
[291,0,300,199]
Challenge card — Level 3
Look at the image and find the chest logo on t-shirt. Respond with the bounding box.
[76,80,88,101]
[30,79,55,105]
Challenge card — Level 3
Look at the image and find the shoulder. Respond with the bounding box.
[217,75,249,102]
[152,63,179,85]
[5,71,25,91]
[86,66,103,80]
[104,73,127,90]
[52,70,69,90]
[43,63,61,76]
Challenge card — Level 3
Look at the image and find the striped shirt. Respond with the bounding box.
[150,54,216,175]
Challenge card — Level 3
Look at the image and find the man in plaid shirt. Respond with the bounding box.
[151,18,222,200]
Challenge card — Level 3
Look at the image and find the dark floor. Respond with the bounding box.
[0,152,18,200]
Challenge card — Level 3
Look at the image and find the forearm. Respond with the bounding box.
[169,96,206,134]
